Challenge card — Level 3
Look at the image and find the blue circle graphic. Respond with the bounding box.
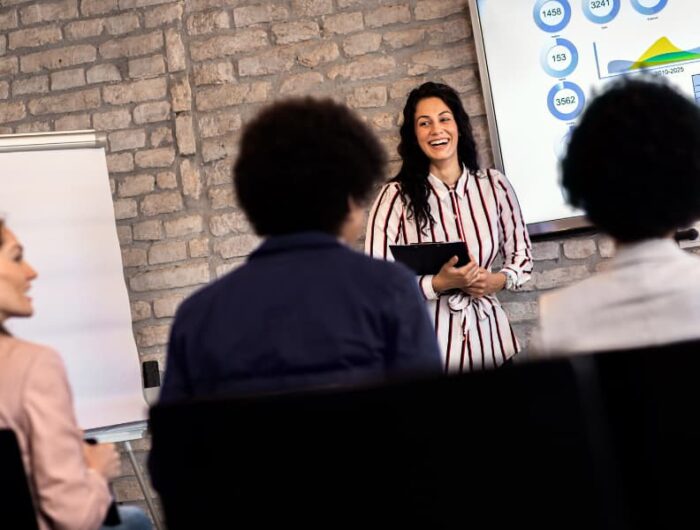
[533,0,572,33]
[582,0,621,24]
[630,0,667,15]
[541,38,579,77]
[547,81,586,121]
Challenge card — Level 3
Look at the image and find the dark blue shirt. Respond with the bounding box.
[160,232,441,400]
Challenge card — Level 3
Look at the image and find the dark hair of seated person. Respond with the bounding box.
[234,98,387,236]
[562,77,700,243]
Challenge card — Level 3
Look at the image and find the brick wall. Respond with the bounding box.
[1,0,680,515]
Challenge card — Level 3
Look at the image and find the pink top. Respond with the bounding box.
[0,335,111,530]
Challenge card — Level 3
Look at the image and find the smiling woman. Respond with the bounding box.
[366,82,533,372]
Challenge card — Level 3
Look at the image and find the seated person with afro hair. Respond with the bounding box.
[158,98,442,401]
[533,78,700,355]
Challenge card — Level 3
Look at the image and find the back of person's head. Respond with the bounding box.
[562,78,700,242]
[234,98,386,236]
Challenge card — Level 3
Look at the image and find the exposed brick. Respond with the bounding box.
[0,57,18,77]
[327,55,396,81]
[149,240,187,265]
[109,129,146,151]
[213,235,260,259]
[0,101,25,123]
[153,294,185,318]
[107,152,134,172]
[130,300,151,321]
[197,109,241,138]
[0,36,5,56]
[347,85,387,108]
[239,47,295,77]
[175,114,196,155]
[180,158,202,199]
[209,185,234,209]
[93,107,131,130]
[119,0,173,8]
[365,5,410,28]
[128,55,166,79]
[271,21,318,45]
[150,126,173,147]
[21,45,96,74]
[526,265,590,291]
[296,41,339,68]
[103,77,167,105]
[292,0,333,17]
[140,190,183,216]
[501,301,539,323]
[9,26,63,51]
[156,170,177,189]
[216,260,244,277]
[322,12,363,35]
[87,63,121,83]
[193,61,235,86]
[189,31,268,61]
[65,19,104,39]
[383,28,425,50]
[189,237,210,258]
[50,68,86,91]
[104,13,140,35]
[122,248,148,268]
[164,28,186,72]
[388,77,427,100]
[144,3,183,28]
[164,215,203,238]
[130,262,210,291]
[170,74,192,112]
[12,75,49,96]
[408,44,474,75]
[196,82,269,111]
[279,72,324,96]
[133,101,170,124]
[370,112,394,130]
[119,174,155,197]
[0,10,18,31]
[563,239,597,259]
[133,219,163,240]
[116,225,132,245]
[202,134,237,163]
[185,0,239,12]
[16,122,51,133]
[20,0,78,25]
[113,198,138,220]
[187,10,230,35]
[28,88,100,115]
[100,32,163,59]
[598,236,616,258]
[55,113,90,130]
[136,324,170,348]
[427,18,470,46]
[135,147,176,168]
[209,211,249,236]
[440,69,478,94]
[343,32,381,57]
[80,0,118,16]
[415,0,467,21]
[0,81,8,100]
[532,241,560,261]
[233,4,288,27]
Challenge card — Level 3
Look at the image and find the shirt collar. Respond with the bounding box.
[427,165,469,201]
[249,231,343,260]
[610,237,685,268]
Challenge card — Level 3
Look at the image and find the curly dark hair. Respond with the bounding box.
[234,98,386,236]
[393,82,479,232]
[562,78,700,242]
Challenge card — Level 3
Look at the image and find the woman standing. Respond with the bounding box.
[366,82,533,372]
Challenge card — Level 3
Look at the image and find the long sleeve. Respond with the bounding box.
[159,309,193,405]
[365,183,439,301]
[23,348,111,530]
[493,170,533,289]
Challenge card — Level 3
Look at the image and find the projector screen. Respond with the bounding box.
[470,0,700,235]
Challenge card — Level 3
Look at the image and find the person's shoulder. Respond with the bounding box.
[174,265,246,321]
[350,249,416,288]
[0,335,66,382]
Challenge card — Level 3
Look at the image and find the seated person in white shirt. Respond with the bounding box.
[532,78,700,355]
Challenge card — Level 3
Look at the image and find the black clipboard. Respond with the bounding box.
[389,242,470,275]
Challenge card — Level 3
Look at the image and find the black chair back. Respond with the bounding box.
[0,429,39,530]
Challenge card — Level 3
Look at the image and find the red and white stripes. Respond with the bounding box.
[365,167,532,372]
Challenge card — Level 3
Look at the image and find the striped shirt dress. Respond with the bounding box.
[365,167,533,372]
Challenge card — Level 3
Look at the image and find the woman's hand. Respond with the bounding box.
[464,269,506,298]
[431,255,480,294]
[83,442,121,480]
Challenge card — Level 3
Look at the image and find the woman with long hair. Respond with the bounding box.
[366,82,533,371]
[0,221,151,529]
